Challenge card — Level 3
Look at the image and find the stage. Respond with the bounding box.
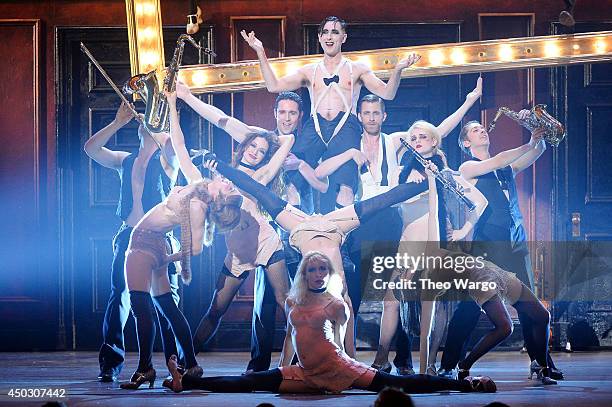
[1,351,610,406]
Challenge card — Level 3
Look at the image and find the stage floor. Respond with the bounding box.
[0,351,610,406]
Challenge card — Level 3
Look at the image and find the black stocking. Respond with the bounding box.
[459,297,513,371]
[129,291,156,372]
[354,182,429,223]
[366,371,471,393]
[513,300,551,368]
[153,293,198,369]
[181,368,283,392]
[213,160,287,219]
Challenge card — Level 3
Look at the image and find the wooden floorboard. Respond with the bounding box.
[0,351,610,406]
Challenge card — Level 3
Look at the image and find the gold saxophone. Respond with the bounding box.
[123,34,202,133]
[487,104,566,147]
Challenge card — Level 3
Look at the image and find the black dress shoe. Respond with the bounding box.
[98,369,118,382]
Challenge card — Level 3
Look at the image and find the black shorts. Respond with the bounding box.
[220,249,286,279]
[292,112,362,193]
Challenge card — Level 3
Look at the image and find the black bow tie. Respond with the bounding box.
[323,75,340,86]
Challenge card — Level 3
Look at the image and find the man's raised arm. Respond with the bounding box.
[359,53,420,100]
[241,30,307,93]
[83,102,132,170]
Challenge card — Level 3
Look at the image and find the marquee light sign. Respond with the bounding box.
[125,1,612,94]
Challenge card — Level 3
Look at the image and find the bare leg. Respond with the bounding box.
[193,270,248,351]
[264,260,291,334]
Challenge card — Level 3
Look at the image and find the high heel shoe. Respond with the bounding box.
[120,367,156,389]
[426,364,438,376]
[457,368,470,381]
[371,362,392,373]
[183,365,203,378]
[528,361,557,385]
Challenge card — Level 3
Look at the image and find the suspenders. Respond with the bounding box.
[311,58,354,145]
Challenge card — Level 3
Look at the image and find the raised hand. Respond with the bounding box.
[530,127,546,142]
[283,153,301,171]
[450,228,469,242]
[466,76,483,103]
[395,53,421,70]
[351,148,369,167]
[203,159,218,172]
[164,90,177,105]
[407,168,426,184]
[114,101,135,126]
[175,80,192,100]
[240,30,264,54]
[518,109,530,121]
[423,160,439,177]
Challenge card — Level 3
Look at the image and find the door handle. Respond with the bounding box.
[571,212,581,238]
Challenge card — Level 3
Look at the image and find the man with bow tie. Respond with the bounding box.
[242,16,420,213]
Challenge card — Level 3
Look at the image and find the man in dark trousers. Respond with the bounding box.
[85,103,182,382]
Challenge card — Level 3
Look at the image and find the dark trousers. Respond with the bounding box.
[246,262,299,372]
[98,224,181,374]
[292,113,362,214]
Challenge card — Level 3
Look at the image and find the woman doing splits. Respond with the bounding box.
[164,252,495,394]
[419,169,557,385]
[120,95,243,390]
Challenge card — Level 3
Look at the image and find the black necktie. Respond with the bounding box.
[323,75,340,86]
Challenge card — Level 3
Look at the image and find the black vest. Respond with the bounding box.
[399,153,448,243]
[470,158,513,240]
[116,151,173,221]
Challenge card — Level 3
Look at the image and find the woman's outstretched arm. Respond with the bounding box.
[166,91,203,184]
[176,81,253,143]
[254,134,295,185]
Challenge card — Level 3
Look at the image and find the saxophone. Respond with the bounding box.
[123,34,202,133]
[487,104,566,147]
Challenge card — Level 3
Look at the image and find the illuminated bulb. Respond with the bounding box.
[191,71,208,86]
[355,55,373,69]
[450,49,466,65]
[594,39,607,54]
[143,2,156,15]
[135,3,144,15]
[138,27,156,40]
[572,44,580,50]
[544,41,561,58]
[498,44,514,61]
[140,50,160,68]
[428,49,444,66]
[284,61,301,75]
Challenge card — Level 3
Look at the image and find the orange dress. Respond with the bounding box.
[280,296,376,393]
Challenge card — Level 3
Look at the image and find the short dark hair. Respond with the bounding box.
[318,16,347,35]
[274,91,303,113]
[358,94,385,114]
[458,120,480,155]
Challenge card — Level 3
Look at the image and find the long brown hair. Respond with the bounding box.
[232,130,285,209]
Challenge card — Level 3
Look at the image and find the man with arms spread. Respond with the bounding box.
[242,16,420,213]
